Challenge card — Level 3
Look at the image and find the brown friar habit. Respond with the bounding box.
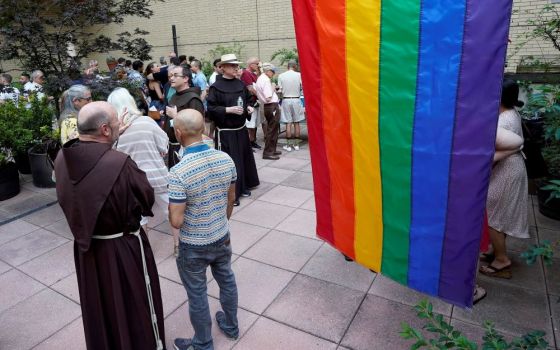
[207,75,260,200]
[54,139,166,350]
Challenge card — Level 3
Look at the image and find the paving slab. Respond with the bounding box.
[246,181,277,200]
[0,228,68,266]
[477,254,545,292]
[302,244,375,292]
[243,230,322,272]
[258,184,314,208]
[22,204,64,227]
[266,157,310,171]
[44,218,73,240]
[264,274,364,343]
[18,241,75,286]
[507,231,537,253]
[450,319,517,346]
[51,272,80,304]
[0,219,40,246]
[341,294,436,350]
[275,208,318,240]
[229,220,271,255]
[164,296,258,350]
[153,220,171,235]
[545,258,560,296]
[368,275,452,316]
[300,196,316,211]
[256,167,296,184]
[550,294,560,349]
[0,288,81,350]
[159,277,188,317]
[453,280,553,343]
[34,317,86,350]
[147,230,174,264]
[158,255,183,284]
[234,316,338,350]
[0,259,11,275]
[281,171,314,190]
[208,257,294,314]
[0,189,55,219]
[534,209,560,231]
[0,269,45,313]
[232,200,295,229]
[538,228,560,257]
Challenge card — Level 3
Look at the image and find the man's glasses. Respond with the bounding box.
[79,96,92,102]
[171,73,185,78]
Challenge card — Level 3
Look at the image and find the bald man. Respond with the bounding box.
[54,102,165,350]
[169,109,239,350]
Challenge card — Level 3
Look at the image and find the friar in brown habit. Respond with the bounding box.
[54,101,166,350]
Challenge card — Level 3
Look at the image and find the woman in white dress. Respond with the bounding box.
[480,80,529,279]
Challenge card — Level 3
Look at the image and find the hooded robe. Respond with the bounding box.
[207,75,260,199]
[54,139,166,350]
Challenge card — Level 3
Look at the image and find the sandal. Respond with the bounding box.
[479,263,512,279]
[479,252,495,263]
[473,285,487,305]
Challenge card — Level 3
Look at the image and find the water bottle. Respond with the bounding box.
[237,96,243,108]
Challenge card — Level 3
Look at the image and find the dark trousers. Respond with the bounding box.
[263,103,280,155]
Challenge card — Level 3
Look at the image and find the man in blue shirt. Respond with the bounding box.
[169,109,239,350]
[190,59,208,101]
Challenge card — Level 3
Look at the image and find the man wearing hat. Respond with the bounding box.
[255,63,281,159]
[207,54,260,206]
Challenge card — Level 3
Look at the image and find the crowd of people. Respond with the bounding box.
[1,51,307,350]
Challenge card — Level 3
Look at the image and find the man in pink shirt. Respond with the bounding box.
[240,57,263,150]
[255,63,281,160]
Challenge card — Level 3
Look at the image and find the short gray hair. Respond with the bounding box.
[77,109,110,135]
[31,70,44,81]
[287,60,298,69]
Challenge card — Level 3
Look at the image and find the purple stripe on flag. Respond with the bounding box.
[439,0,514,307]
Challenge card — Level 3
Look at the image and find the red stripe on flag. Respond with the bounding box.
[292,0,335,244]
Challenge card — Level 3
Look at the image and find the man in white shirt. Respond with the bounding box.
[277,60,305,151]
[24,70,46,101]
[255,63,281,160]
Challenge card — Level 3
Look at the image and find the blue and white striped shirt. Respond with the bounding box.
[169,143,236,246]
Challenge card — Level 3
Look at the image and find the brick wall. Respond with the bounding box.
[2,0,557,74]
[89,0,298,71]
[507,0,560,72]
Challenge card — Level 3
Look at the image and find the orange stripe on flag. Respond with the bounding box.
[315,0,355,257]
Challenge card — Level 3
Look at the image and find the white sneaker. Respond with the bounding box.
[283,145,292,152]
[293,144,300,151]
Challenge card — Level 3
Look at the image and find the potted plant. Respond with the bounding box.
[20,97,60,188]
[523,84,560,220]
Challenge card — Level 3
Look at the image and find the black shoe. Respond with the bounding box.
[251,141,262,149]
[263,154,280,160]
[233,200,240,206]
[273,150,282,155]
[174,338,194,350]
[241,190,251,197]
[215,311,239,340]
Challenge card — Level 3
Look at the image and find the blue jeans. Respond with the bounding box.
[176,234,238,350]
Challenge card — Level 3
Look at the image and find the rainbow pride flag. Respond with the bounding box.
[292,0,513,307]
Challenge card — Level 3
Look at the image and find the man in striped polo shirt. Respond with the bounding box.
[169,109,239,350]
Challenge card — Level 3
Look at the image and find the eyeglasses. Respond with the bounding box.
[79,96,92,102]
[171,73,185,78]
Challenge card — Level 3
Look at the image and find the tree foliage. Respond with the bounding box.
[0,0,161,94]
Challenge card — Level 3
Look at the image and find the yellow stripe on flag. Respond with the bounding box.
[346,0,383,270]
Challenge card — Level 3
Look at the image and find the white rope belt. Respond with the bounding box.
[92,230,163,350]
[216,125,246,151]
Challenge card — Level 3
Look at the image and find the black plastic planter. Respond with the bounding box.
[14,153,31,174]
[0,161,20,201]
[537,187,560,221]
[28,146,55,188]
